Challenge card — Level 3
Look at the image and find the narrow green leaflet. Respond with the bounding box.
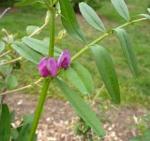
[65,67,88,94]
[0,41,5,53]
[65,62,94,95]
[0,104,11,141]
[114,28,138,76]
[56,78,105,137]
[12,41,42,64]
[22,37,61,57]
[92,45,120,104]
[22,37,48,55]
[59,0,85,41]
[140,14,150,19]
[5,75,18,90]
[111,0,130,21]
[79,2,106,32]
[72,62,94,94]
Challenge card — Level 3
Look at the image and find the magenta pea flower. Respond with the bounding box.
[38,57,58,77]
[47,58,58,77]
[38,57,49,77]
[38,50,71,77]
[57,50,71,69]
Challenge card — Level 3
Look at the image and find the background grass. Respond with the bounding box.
[0,0,150,108]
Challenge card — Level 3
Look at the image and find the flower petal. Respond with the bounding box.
[47,58,58,77]
[57,50,71,69]
[38,57,49,77]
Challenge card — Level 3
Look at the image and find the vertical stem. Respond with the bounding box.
[49,8,55,56]
[28,7,56,141]
[28,79,51,141]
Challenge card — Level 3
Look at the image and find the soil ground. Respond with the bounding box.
[4,94,148,141]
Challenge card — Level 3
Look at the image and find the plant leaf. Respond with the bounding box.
[22,37,48,55]
[0,104,11,141]
[91,45,120,104]
[140,14,150,19]
[5,75,18,90]
[0,41,5,53]
[114,28,138,76]
[79,2,106,32]
[65,62,94,95]
[111,0,130,21]
[72,62,94,94]
[59,0,85,41]
[56,78,105,137]
[22,37,61,57]
[12,41,42,64]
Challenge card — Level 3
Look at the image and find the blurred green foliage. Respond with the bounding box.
[0,0,18,7]
[0,0,150,108]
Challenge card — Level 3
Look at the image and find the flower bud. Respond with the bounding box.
[57,50,71,69]
[38,57,49,77]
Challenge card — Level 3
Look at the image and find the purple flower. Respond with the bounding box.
[47,58,58,77]
[38,57,49,77]
[57,50,71,69]
[38,57,58,77]
[38,50,71,77]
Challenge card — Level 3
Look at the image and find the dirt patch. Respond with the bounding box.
[4,94,148,141]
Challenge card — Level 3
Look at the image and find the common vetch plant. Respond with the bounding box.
[0,0,150,141]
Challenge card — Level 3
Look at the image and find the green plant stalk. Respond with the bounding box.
[0,50,11,58]
[0,78,42,96]
[28,7,56,141]
[0,57,22,66]
[28,78,51,141]
[49,8,55,56]
[71,17,147,61]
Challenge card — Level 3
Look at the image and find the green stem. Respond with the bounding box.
[0,50,11,58]
[71,17,147,61]
[0,57,22,66]
[71,33,109,61]
[49,8,55,56]
[28,7,56,141]
[118,17,147,29]
[0,78,42,96]
[28,79,51,141]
